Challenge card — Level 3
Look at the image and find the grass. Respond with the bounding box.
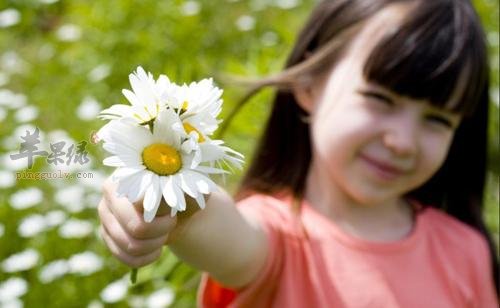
[0,0,498,307]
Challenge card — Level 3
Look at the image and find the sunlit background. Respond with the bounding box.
[0,0,498,307]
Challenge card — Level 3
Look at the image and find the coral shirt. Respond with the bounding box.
[197,194,498,308]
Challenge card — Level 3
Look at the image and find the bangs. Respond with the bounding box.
[363,0,488,116]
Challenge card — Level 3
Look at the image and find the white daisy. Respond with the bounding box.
[97,109,226,221]
[67,251,103,275]
[170,78,223,137]
[165,79,244,172]
[99,66,175,124]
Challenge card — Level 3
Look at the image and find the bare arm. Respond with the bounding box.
[167,189,268,288]
[98,178,268,288]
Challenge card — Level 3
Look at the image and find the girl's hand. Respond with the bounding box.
[98,178,177,268]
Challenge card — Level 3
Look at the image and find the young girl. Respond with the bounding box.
[98,0,499,307]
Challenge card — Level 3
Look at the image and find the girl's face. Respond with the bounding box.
[297,4,462,205]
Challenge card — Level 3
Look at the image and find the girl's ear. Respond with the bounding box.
[293,85,316,113]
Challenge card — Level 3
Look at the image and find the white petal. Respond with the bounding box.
[184,170,217,194]
[153,109,181,147]
[191,148,202,169]
[170,207,177,217]
[172,175,186,211]
[161,175,185,211]
[103,156,125,167]
[111,166,146,181]
[195,193,206,210]
[115,171,144,200]
[162,176,177,209]
[143,176,162,222]
[179,173,197,198]
[99,104,133,119]
[122,89,142,107]
[193,165,229,174]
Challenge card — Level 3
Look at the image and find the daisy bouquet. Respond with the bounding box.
[96,66,244,282]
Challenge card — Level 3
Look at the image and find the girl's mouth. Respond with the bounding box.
[359,154,407,181]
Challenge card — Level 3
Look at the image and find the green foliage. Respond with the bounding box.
[0,0,498,307]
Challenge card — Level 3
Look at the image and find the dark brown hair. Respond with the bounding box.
[221,0,498,294]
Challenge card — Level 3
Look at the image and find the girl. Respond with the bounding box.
[98,0,499,307]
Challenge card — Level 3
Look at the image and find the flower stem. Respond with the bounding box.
[131,268,138,284]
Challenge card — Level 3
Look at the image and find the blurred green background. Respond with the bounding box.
[0,0,498,307]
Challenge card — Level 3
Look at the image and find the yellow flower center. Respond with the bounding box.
[142,143,182,175]
[182,101,189,111]
[183,123,205,142]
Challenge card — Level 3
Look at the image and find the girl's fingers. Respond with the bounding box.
[99,225,163,268]
[102,179,177,239]
[98,199,169,256]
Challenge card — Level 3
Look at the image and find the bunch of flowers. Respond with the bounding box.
[97,66,243,221]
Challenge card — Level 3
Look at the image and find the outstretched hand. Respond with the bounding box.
[98,178,177,268]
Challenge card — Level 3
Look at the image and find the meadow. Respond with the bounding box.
[0,0,498,307]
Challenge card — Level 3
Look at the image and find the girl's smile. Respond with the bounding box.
[358,152,410,182]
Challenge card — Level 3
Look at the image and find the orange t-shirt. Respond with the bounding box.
[197,194,498,308]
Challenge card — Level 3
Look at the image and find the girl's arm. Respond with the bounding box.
[167,189,268,288]
[98,178,268,289]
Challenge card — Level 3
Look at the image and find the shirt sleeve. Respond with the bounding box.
[197,195,287,308]
[471,234,499,308]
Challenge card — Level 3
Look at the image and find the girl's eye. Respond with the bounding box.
[425,114,454,129]
[358,90,394,106]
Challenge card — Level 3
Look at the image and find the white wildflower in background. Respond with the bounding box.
[0,170,15,188]
[87,300,104,308]
[100,278,129,304]
[54,185,86,213]
[2,152,27,171]
[181,1,201,16]
[1,51,28,74]
[146,287,175,308]
[44,210,67,227]
[18,214,47,238]
[88,64,111,82]
[67,251,103,275]
[14,105,38,123]
[38,260,69,283]
[274,0,301,9]
[0,277,28,302]
[0,9,20,28]
[0,89,26,108]
[13,124,40,142]
[77,96,102,120]
[56,24,82,41]
[9,187,43,210]
[1,249,40,273]
[236,15,255,31]
[0,298,23,308]
[58,219,93,238]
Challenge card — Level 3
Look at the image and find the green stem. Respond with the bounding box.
[131,268,138,284]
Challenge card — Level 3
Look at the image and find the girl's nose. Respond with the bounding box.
[383,119,418,157]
